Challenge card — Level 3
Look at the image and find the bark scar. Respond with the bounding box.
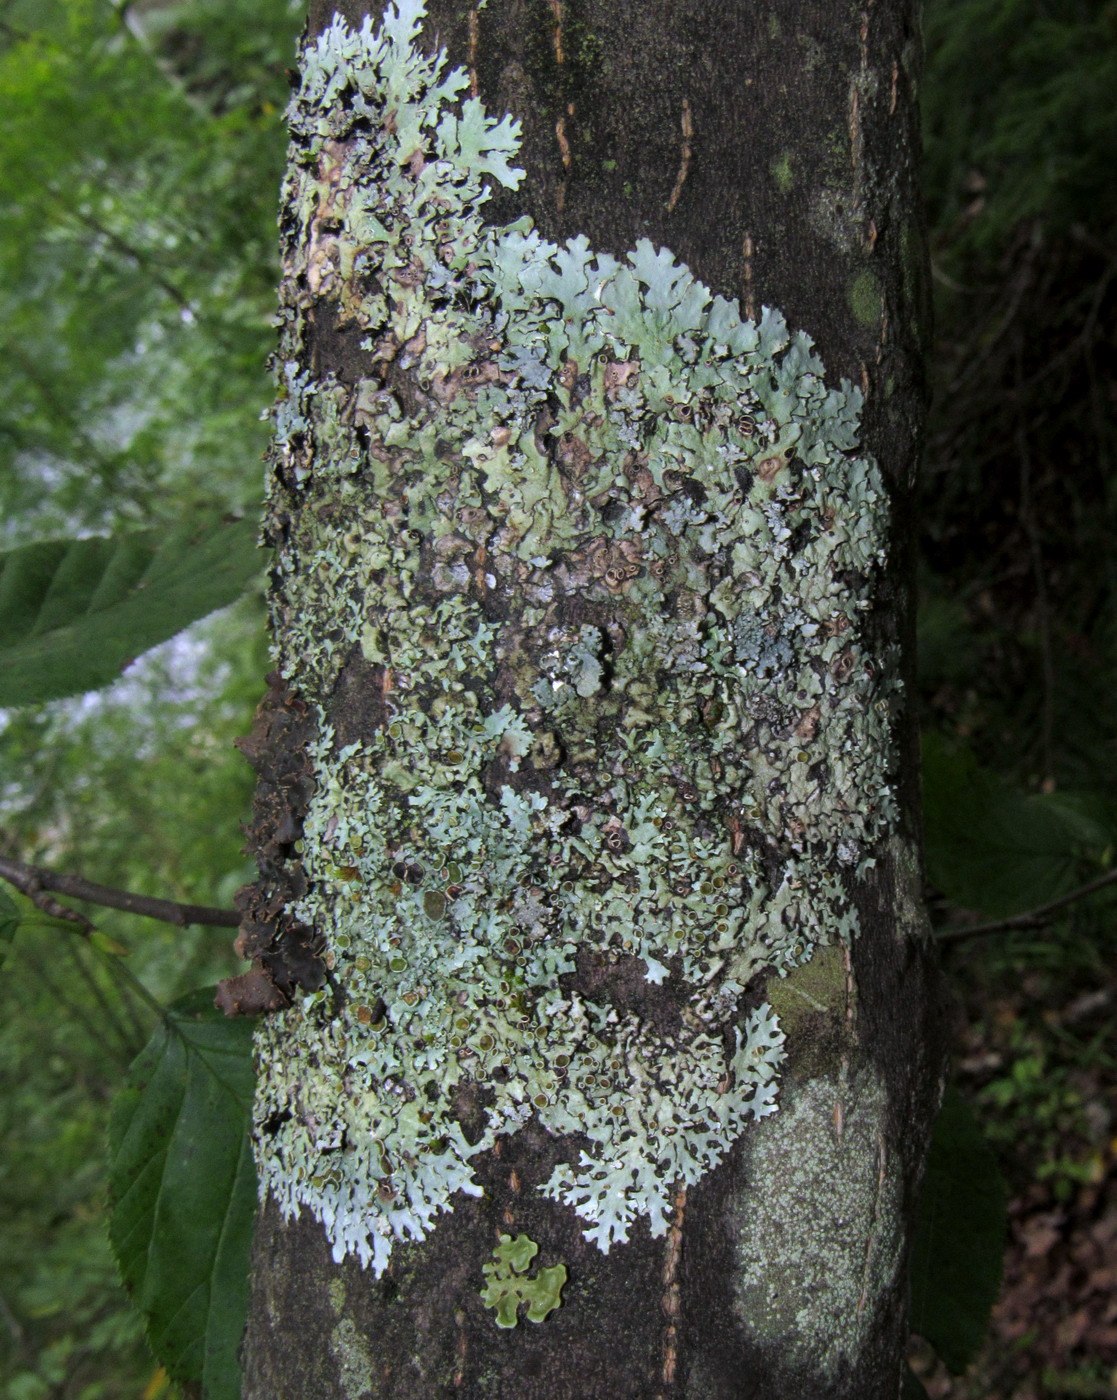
[657,1184,687,1397]
[548,0,573,214]
[850,6,872,217]
[741,231,756,323]
[467,4,480,99]
[856,1131,888,1314]
[453,1307,467,1388]
[665,98,693,214]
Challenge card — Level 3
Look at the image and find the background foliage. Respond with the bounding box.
[0,0,1114,1396]
[0,1,297,1395]
[913,0,1117,1391]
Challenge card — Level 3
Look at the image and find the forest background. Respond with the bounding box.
[0,0,1114,1396]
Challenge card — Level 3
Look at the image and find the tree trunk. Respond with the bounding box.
[233,0,944,1396]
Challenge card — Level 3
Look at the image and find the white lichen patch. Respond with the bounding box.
[253,0,897,1274]
[728,1071,905,1378]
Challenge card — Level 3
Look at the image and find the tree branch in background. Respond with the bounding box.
[0,854,239,929]
[108,0,211,116]
[937,867,1117,944]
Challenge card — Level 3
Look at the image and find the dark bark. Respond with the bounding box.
[239,2,944,1396]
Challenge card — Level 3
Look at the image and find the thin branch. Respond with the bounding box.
[106,0,212,117]
[1,861,193,1026]
[937,868,1117,944]
[1016,405,1055,784]
[48,193,195,313]
[0,854,239,928]
[0,859,93,931]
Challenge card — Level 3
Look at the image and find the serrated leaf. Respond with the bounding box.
[0,515,262,706]
[90,927,132,957]
[108,987,257,1400]
[909,1084,1007,1373]
[922,733,1108,917]
[0,887,20,960]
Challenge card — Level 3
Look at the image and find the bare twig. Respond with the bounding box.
[1016,405,1055,784]
[0,859,94,930]
[0,854,238,928]
[107,0,211,116]
[937,868,1117,944]
[62,201,195,312]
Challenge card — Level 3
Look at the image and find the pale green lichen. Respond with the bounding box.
[480,1234,567,1328]
[330,1317,375,1398]
[770,151,795,194]
[848,270,884,330]
[727,1069,904,1379]
[253,0,896,1275]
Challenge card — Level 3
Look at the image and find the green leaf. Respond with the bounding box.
[909,1084,1008,1373]
[921,732,1108,917]
[89,927,132,957]
[0,886,20,961]
[0,516,262,706]
[108,987,257,1400]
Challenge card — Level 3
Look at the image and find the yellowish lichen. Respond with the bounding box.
[481,1234,567,1328]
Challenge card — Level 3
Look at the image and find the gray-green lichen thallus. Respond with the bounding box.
[253,0,897,1276]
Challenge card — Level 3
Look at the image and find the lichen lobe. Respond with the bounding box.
[252,0,896,1277]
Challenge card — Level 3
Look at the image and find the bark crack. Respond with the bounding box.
[741,230,756,322]
[657,1184,687,1398]
[665,98,693,214]
[467,3,479,98]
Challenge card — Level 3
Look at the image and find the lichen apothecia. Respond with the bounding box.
[253,0,897,1276]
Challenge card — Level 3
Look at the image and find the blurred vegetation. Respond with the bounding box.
[0,0,299,1395]
[914,0,1117,1391]
[0,0,1114,1395]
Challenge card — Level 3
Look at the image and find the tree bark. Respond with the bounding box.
[234,1,944,1397]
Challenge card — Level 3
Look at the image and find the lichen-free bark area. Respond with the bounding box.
[240,1,943,1397]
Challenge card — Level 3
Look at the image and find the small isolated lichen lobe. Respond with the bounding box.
[254,0,898,1276]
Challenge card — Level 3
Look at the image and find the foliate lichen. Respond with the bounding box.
[253,0,897,1275]
[481,1234,568,1328]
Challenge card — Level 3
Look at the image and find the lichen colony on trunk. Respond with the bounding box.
[254,0,896,1280]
